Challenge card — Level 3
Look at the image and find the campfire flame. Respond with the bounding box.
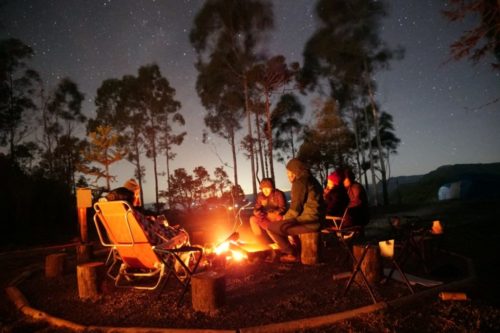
[214,238,248,262]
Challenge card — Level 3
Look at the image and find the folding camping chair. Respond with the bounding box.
[321,210,378,304]
[93,200,203,304]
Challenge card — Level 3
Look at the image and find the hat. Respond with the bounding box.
[260,178,275,189]
[123,178,140,193]
[327,171,342,186]
[286,158,307,175]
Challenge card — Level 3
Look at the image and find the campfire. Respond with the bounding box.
[204,232,275,269]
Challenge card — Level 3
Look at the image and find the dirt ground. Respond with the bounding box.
[2,198,500,332]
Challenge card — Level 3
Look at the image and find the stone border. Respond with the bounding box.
[5,250,475,333]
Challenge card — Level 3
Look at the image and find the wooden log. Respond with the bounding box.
[45,253,67,278]
[353,244,382,284]
[76,243,92,264]
[191,271,225,314]
[299,232,320,265]
[77,261,104,300]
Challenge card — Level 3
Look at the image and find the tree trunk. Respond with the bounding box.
[265,91,275,181]
[229,129,238,188]
[367,85,389,206]
[255,106,266,180]
[243,76,257,198]
[363,108,378,206]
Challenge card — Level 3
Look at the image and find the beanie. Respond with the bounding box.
[123,178,140,193]
[260,178,275,189]
[327,171,342,186]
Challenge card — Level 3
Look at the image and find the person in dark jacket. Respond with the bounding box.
[249,178,287,238]
[341,168,369,228]
[264,158,326,263]
[323,170,349,218]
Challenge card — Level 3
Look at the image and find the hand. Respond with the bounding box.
[256,217,271,230]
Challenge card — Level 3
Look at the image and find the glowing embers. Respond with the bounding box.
[207,232,275,268]
[213,232,248,263]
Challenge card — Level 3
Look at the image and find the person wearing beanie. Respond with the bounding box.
[249,178,287,240]
[264,158,326,263]
[104,179,191,268]
[323,170,349,217]
[123,178,142,207]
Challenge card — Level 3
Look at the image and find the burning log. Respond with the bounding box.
[191,270,226,315]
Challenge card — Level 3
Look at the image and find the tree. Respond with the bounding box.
[79,125,127,191]
[190,0,274,197]
[133,64,181,212]
[247,55,298,180]
[297,99,354,183]
[442,0,500,70]
[300,0,402,205]
[0,38,40,165]
[37,78,86,189]
[271,93,305,163]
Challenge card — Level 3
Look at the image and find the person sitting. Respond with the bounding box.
[264,158,326,263]
[105,179,190,250]
[340,168,370,230]
[323,170,349,218]
[249,178,287,240]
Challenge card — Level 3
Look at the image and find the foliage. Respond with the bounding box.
[247,55,299,180]
[162,166,233,212]
[0,38,40,164]
[0,154,77,248]
[297,99,354,183]
[442,0,500,70]
[37,78,87,189]
[271,93,305,163]
[78,125,127,191]
[190,0,274,188]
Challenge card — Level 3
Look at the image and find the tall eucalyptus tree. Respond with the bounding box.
[271,93,305,163]
[190,0,274,197]
[301,0,402,205]
[0,38,40,166]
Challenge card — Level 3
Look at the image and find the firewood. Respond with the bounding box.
[191,271,225,315]
[76,261,104,300]
[299,232,320,265]
[353,244,382,284]
[76,243,92,264]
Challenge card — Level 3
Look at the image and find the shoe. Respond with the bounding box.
[280,254,299,263]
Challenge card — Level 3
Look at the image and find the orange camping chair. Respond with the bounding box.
[93,200,202,303]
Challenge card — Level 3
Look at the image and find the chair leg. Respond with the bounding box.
[391,259,415,294]
[342,243,378,304]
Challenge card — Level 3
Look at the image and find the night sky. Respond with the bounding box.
[1,0,499,203]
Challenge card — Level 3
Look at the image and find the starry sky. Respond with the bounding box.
[1,0,499,203]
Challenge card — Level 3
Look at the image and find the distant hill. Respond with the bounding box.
[387,162,500,204]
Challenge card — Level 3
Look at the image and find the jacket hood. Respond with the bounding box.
[286,158,308,177]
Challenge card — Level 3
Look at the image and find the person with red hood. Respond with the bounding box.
[341,168,369,228]
[323,170,349,217]
[265,158,326,263]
